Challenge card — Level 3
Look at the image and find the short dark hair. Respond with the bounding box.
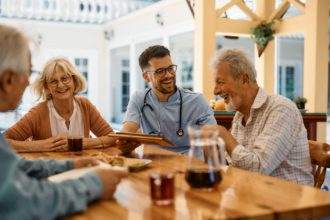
[138,45,170,71]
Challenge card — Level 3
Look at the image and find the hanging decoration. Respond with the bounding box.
[251,21,275,57]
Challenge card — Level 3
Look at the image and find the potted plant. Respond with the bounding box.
[251,21,275,57]
[294,96,307,110]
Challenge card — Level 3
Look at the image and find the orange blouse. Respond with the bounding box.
[5,96,113,140]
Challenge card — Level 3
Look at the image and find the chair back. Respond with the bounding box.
[308,140,330,188]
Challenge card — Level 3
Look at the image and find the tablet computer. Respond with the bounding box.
[107,132,174,147]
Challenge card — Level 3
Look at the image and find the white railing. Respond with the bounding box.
[0,0,154,24]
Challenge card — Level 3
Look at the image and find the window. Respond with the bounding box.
[181,60,193,90]
[276,36,304,100]
[74,58,88,95]
[121,59,130,112]
[277,64,302,100]
[285,66,295,100]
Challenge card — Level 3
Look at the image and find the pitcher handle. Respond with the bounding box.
[217,137,226,165]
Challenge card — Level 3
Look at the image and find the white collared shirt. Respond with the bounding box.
[229,88,313,185]
[47,100,84,137]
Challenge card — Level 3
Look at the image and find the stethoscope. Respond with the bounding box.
[141,88,184,137]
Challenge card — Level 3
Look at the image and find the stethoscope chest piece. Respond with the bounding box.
[176,128,184,137]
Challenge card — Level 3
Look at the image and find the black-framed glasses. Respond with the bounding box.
[147,64,177,77]
[47,75,72,87]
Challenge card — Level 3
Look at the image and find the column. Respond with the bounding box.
[129,42,138,96]
[194,0,216,100]
[254,0,275,94]
[303,0,329,141]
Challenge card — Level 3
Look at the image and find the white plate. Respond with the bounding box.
[124,157,152,171]
[48,162,127,183]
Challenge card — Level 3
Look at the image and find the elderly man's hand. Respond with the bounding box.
[116,139,140,155]
[202,124,238,155]
[73,157,99,169]
[94,168,128,200]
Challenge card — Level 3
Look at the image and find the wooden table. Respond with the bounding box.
[21,146,330,220]
[214,111,327,141]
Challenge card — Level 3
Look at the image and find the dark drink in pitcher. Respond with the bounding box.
[185,169,222,189]
[68,137,83,151]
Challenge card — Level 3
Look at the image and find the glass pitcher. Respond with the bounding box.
[185,126,225,190]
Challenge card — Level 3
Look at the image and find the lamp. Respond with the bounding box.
[104,29,114,41]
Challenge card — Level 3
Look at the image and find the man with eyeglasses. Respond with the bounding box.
[118,45,216,154]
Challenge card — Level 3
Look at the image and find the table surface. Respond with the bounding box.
[20,146,330,220]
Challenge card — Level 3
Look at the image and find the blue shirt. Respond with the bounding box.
[0,134,102,220]
[124,87,217,153]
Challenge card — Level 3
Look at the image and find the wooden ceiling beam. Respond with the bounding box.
[236,0,261,21]
[287,0,305,13]
[275,15,306,35]
[268,0,290,22]
[215,0,237,18]
[216,18,258,35]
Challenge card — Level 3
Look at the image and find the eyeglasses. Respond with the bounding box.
[47,75,72,87]
[147,64,177,77]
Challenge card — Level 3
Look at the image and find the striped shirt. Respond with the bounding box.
[229,88,314,185]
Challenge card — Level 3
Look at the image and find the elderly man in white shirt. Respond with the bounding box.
[204,49,313,185]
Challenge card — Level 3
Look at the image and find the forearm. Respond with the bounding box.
[83,136,116,149]
[1,170,102,219]
[18,158,74,179]
[230,145,278,174]
[6,138,46,152]
[122,122,139,133]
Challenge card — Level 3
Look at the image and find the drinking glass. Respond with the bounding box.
[67,135,83,152]
[149,172,175,205]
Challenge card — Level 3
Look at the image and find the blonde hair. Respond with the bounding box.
[33,57,87,100]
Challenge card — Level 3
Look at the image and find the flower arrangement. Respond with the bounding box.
[251,21,275,57]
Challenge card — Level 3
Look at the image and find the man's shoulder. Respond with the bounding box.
[180,88,212,111]
[268,94,300,114]
[180,88,205,100]
[130,90,148,102]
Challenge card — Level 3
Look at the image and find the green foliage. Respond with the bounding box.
[294,96,307,104]
[251,21,275,47]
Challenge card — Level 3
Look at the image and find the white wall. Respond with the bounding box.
[104,0,194,49]
[0,18,110,120]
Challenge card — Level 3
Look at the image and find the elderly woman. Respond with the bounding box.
[5,57,116,152]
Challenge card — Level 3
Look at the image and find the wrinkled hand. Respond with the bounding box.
[73,157,99,169]
[116,139,140,155]
[202,124,238,154]
[94,168,128,200]
[39,134,68,151]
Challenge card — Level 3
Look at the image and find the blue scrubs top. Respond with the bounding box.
[124,87,217,153]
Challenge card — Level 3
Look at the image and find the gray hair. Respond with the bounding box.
[0,24,30,77]
[211,49,257,82]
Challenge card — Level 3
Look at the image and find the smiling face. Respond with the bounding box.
[46,66,75,101]
[143,55,176,95]
[213,62,245,112]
